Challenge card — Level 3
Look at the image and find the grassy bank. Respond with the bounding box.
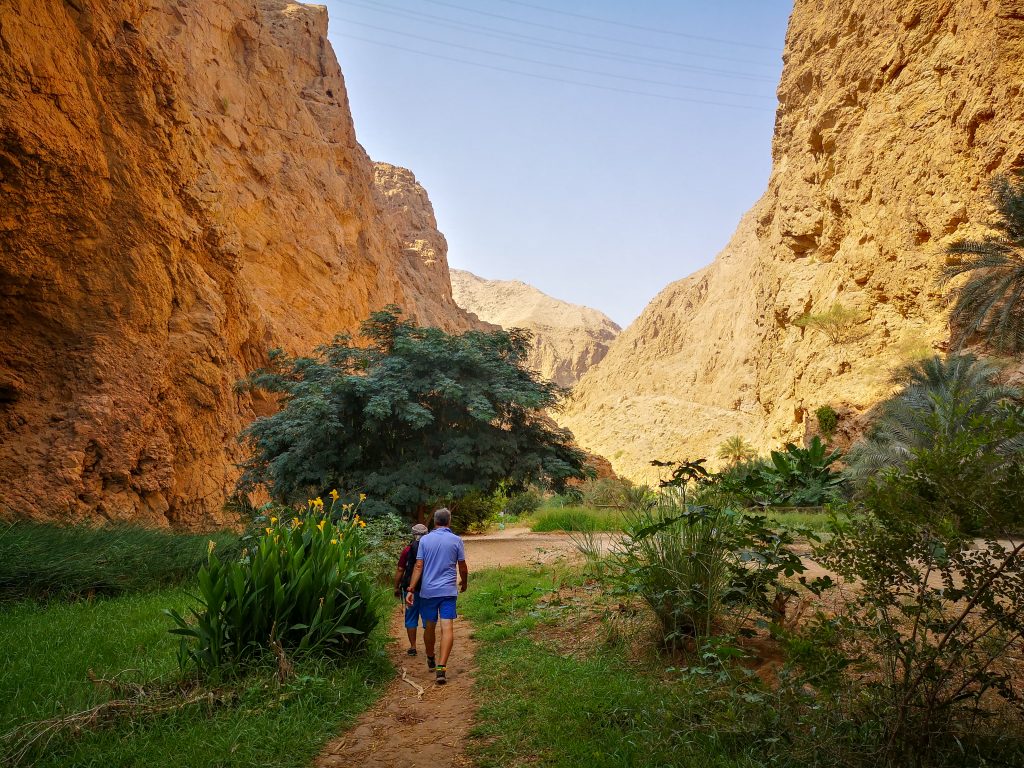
[460,567,758,767]
[0,523,243,601]
[0,585,391,766]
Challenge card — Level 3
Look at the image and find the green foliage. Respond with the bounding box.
[238,307,587,516]
[942,172,1024,352]
[0,523,241,602]
[716,437,845,508]
[716,435,758,466]
[0,587,389,768]
[504,490,542,517]
[792,303,865,344]
[814,504,1024,764]
[815,404,839,438]
[359,512,408,584]
[846,354,1022,485]
[167,509,379,678]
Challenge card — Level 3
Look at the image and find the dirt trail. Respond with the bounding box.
[316,606,478,768]
[316,527,571,768]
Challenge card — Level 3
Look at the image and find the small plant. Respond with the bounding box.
[450,489,501,533]
[167,498,379,678]
[792,302,865,344]
[716,437,845,508]
[815,404,839,438]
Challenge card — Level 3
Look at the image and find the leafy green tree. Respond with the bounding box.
[716,435,757,466]
[238,307,588,517]
[942,173,1024,352]
[846,354,1021,482]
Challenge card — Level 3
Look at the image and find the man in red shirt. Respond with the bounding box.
[394,523,429,656]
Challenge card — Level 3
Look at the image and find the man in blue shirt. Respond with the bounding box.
[405,507,468,685]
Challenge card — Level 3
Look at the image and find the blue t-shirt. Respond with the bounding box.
[416,527,466,599]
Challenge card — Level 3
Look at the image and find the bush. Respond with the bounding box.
[167,505,379,678]
[450,489,500,534]
[814,503,1024,764]
[0,523,242,602]
[792,303,865,344]
[505,490,542,517]
[578,476,633,508]
[611,499,810,646]
[815,404,838,438]
[361,512,409,585]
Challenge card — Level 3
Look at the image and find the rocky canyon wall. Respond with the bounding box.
[562,0,1024,483]
[450,269,621,387]
[0,0,477,526]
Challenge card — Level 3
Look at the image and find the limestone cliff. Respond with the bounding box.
[0,0,478,526]
[562,0,1024,483]
[450,269,621,387]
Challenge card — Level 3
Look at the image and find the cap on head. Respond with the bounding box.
[411,523,428,536]
[433,507,452,527]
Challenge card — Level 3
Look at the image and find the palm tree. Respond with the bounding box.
[942,173,1024,352]
[846,354,1021,481]
[716,435,757,466]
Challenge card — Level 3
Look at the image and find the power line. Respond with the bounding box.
[334,16,777,90]
[336,33,775,112]
[343,0,777,68]
[493,0,782,52]
[415,0,781,59]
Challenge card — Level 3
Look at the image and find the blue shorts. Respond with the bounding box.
[404,592,424,630]
[418,595,457,623]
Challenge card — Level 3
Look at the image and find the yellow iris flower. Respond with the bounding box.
[330,538,337,545]
[329,489,340,501]
[265,527,273,536]
[359,493,367,502]
[292,517,301,527]
[317,519,326,533]
[270,516,278,524]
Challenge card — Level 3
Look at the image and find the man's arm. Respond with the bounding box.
[405,560,424,606]
[458,560,469,593]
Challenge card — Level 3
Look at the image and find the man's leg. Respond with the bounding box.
[437,618,455,665]
[423,620,436,659]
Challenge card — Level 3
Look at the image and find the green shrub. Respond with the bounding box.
[360,512,408,584]
[450,489,501,534]
[610,500,810,646]
[167,506,379,678]
[0,523,242,602]
[814,501,1024,764]
[713,437,846,508]
[578,476,633,508]
[815,404,838,438]
[792,302,866,344]
[505,490,542,517]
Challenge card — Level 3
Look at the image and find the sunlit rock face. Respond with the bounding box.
[0,0,478,526]
[562,0,1024,483]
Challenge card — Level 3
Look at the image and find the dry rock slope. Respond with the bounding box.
[0,0,478,526]
[450,269,621,387]
[562,0,1024,483]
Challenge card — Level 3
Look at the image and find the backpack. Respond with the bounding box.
[400,537,420,592]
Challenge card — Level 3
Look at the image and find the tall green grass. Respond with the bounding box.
[0,522,242,601]
[0,585,391,767]
[529,506,624,532]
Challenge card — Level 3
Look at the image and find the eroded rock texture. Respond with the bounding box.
[563,0,1024,483]
[450,269,621,387]
[0,0,477,526]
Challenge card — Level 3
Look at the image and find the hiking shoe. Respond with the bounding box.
[435,665,447,685]
[426,656,436,671]
[406,648,417,656]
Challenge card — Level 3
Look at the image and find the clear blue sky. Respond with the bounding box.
[324,0,793,327]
